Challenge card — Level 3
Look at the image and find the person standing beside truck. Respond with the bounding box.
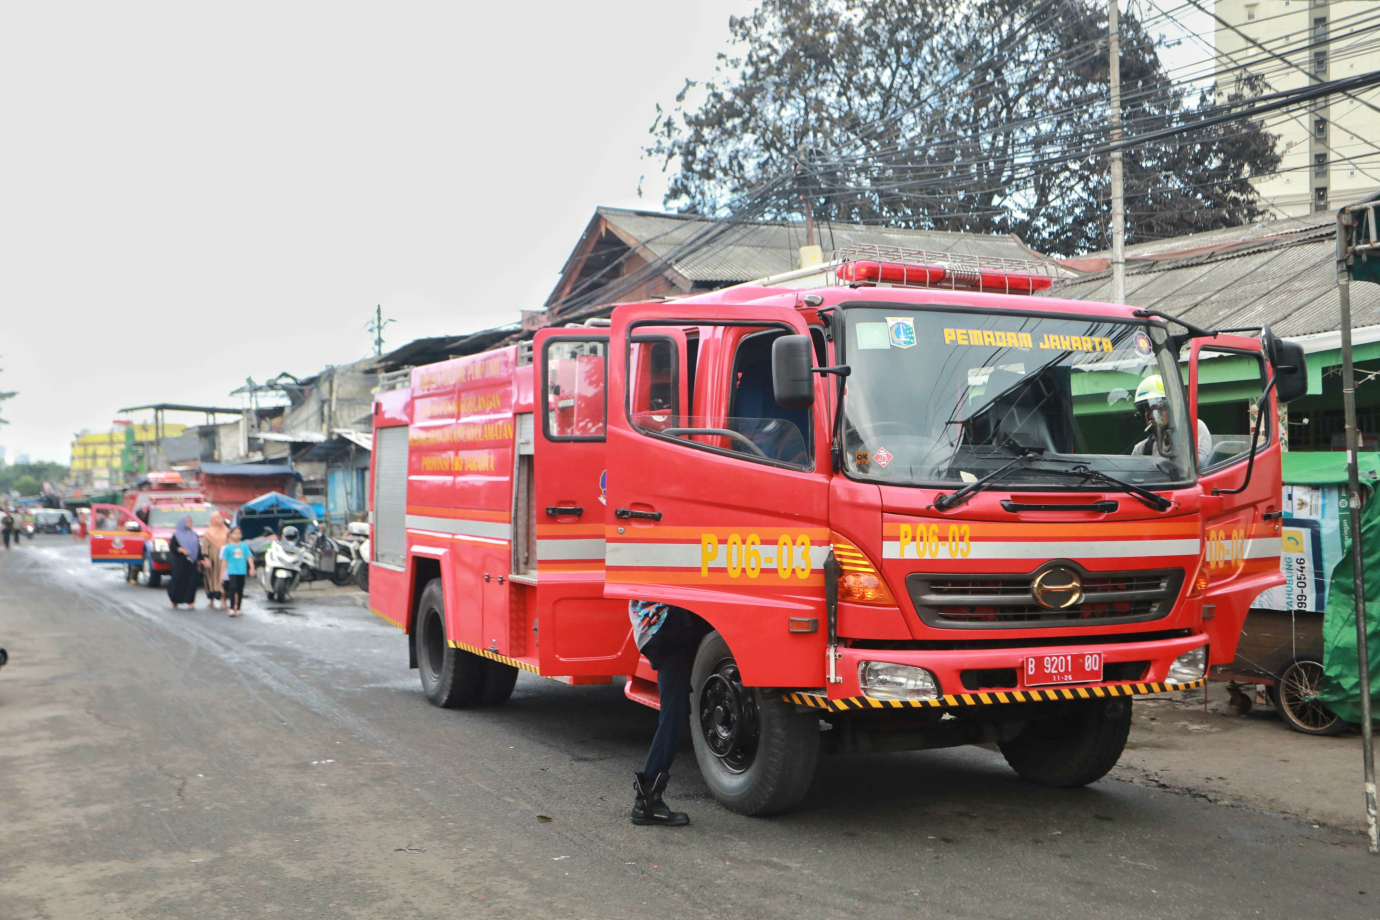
[1,510,13,550]
[628,600,707,827]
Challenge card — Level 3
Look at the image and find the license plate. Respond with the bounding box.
[1023,652,1103,687]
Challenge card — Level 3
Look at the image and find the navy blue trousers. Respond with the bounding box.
[643,656,693,777]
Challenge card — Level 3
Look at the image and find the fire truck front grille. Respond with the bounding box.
[907,568,1183,629]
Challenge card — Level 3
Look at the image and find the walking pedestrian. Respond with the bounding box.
[219,527,254,616]
[201,511,230,609]
[167,515,201,609]
[1,510,13,550]
[627,600,708,827]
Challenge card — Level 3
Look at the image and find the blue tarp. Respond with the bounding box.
[233,491,317,541]
[237,491,316,518]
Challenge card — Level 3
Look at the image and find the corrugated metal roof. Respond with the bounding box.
[1049,215,1380,340]
[597,207,1053,284]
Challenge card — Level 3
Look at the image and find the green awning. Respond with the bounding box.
[1282,450,1380,485]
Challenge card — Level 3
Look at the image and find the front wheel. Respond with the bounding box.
[330,562,354,586]
[414,579,485,708]
[1270,654,1347,736]
[272,574,290,603]
[140,553,162,588]
[689,632,819,816]
[999,698,1132,787]
[354,563,369,591]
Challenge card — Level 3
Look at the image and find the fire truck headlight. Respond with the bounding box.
[858,661,940,701]
[1166,646,1207,684]
[153,539,169,552]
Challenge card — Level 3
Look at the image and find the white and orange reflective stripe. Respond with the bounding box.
[881,519,1203,563]
[536,522,606,574]
[405,504,511,542]
[605,526,831,587]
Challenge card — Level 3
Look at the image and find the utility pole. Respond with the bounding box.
[366,304,395,358]
[1337,195,1379,855]
[1109,0,1127,304]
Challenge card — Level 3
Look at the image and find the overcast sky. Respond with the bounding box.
[0,1,758,463]
[1,2,1211,465]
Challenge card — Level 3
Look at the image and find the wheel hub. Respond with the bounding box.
[699,661,759,773]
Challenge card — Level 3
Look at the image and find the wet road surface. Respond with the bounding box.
[1,537,1375,919]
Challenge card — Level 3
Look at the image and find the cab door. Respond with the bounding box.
[88,503,148,566]
[531,329,634,674]
[1189,335,1283,664]
[603,303,832,688]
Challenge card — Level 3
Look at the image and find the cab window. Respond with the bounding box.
[543,339,607,441]
[1196,347,1271,471]
[629,322,813,470]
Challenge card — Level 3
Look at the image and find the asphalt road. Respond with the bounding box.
[1,537,1375,920]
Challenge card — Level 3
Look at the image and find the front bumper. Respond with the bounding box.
[784,632,1207,712]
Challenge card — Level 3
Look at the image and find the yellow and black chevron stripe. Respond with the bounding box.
[782,678,1204,712]
[447,639,542,674]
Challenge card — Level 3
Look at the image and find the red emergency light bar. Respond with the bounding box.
[836,259,1054,294]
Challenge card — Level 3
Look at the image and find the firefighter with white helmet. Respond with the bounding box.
[1131,374,1212,466]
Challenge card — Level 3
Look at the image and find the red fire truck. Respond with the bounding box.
[367,250,1304,815]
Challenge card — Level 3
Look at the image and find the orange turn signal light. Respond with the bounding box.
[1186,558,1210,598]
[831,533,898,606]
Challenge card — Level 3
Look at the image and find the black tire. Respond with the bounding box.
[477,660,519,706]
[354,563,370,592]
[1270,654,1347,736]
[140,553,162,588]
[272,575,290,603]
[330,562,354,586]
[413,578,484,708]
[689,631,819,816]
[999,698,1132,787]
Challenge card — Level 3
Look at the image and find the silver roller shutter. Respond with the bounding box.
[372,426,408,567]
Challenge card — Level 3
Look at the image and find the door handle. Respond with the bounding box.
[1263,510,1283,521]
[614,508,662,521]
[545,506,583,517]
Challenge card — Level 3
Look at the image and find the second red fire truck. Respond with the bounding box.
[368,249,1303,815]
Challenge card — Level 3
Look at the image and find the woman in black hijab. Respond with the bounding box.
[167,515,200,609]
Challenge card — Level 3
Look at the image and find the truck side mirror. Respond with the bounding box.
[1262,325,1307,404]
[771,335,815,409]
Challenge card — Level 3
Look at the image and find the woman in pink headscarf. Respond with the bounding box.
[200,511,231,609]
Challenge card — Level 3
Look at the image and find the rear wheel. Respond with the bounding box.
[354,563,370,591]
[414,579,484,708]
[330,562,354,586]
[1270,654,1347,736]
[689,632,819,816]
[999,698,1132,787]
[477,661,519,706]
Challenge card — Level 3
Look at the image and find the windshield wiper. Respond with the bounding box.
[935,455,1174,513]
[1062,465,1173,512]
[1003,460,1172,512]
[932,449,1044,511]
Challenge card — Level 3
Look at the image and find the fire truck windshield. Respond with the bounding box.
[147,507,216,528]
[840,306,1195,488]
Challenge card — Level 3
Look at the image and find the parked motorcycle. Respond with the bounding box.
[337,522,370,590]
[260,526,308,602]
[348,523,371,591]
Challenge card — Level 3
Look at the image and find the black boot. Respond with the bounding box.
[630,772,689,826]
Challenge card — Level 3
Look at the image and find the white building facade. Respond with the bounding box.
[1214,0,1380,216]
